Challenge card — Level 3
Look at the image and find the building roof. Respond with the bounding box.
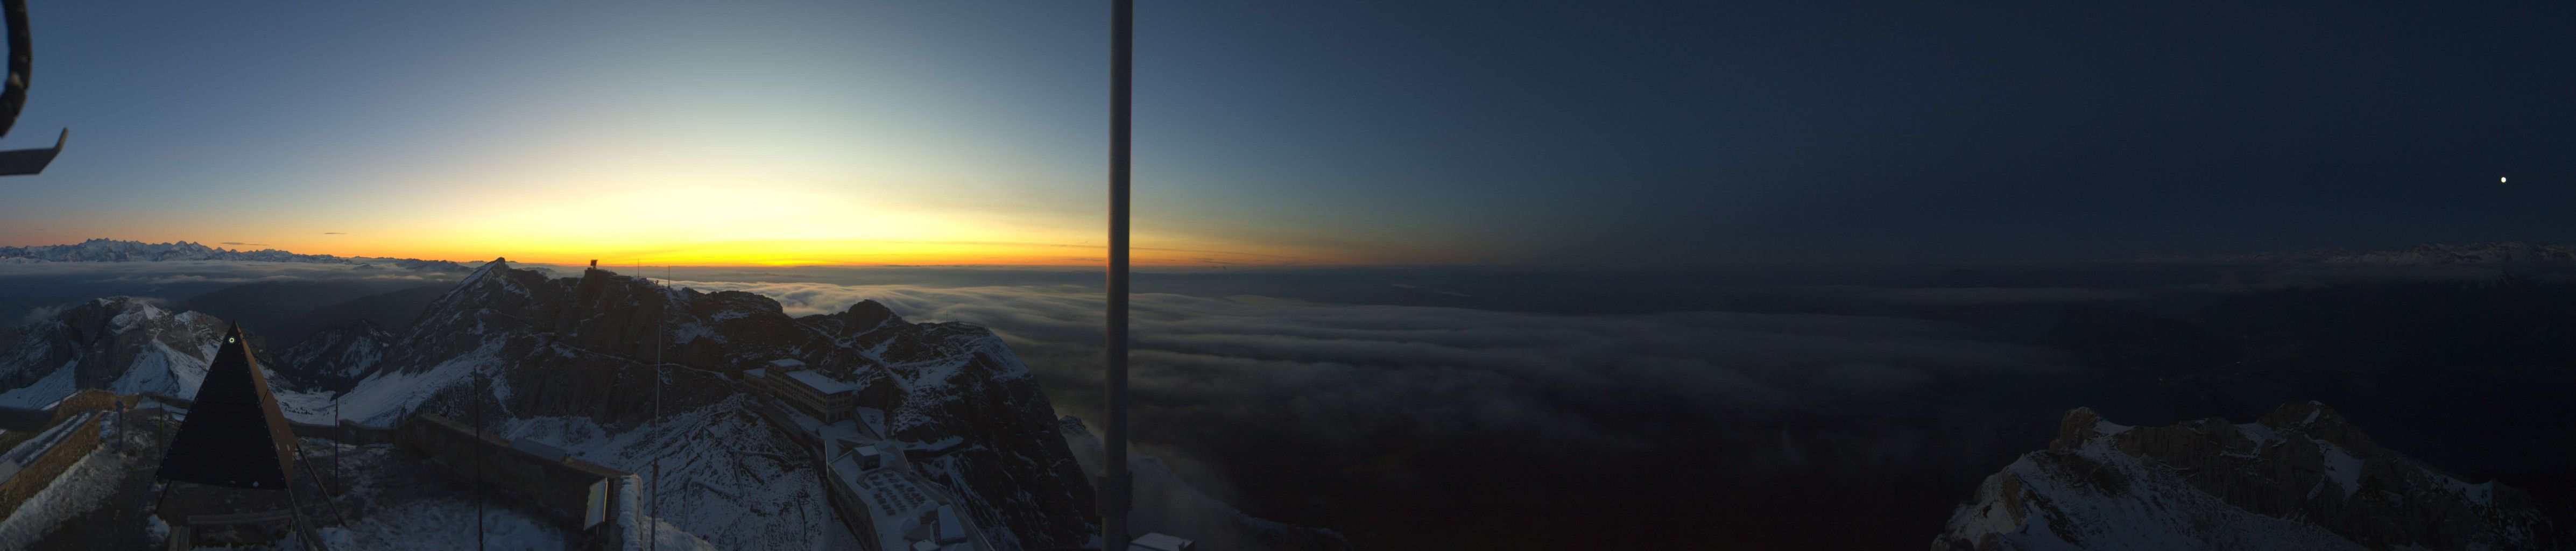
[784,370,856,395]
[769,358,807,369]
[1129,533,1196,551]
[156,324,299,489]
[512,439,570,461]
[825,446,989,551]
[935,505,969,543]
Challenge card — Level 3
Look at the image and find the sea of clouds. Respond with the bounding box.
[666,277,2098,475]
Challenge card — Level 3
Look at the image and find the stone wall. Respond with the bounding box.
[0,411,102,521]
[395,414,625,529]
[288,420,397,446]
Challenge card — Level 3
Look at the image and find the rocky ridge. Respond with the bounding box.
[0,296,226,406]
[271,259,1097,549]
[1935,402,2568,550]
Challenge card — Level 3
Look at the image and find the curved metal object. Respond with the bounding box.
[0,0,29,138]
[0,0,62,176]
[0,126,61,174]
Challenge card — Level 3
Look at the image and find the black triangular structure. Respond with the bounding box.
[156,324,298,489]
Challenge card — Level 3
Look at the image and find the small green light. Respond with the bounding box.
[227,337,237,343]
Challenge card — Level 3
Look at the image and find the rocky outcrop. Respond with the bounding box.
[273,319,391,382]
[290,259,1097,549]
[1935,403,2568,550]
[0,297,225,405]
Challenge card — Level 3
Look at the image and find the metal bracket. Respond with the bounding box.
[0,126,62,175]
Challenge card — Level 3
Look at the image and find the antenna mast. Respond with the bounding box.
[475,373,488,551]
[651,265,664,551]
[1102,0,1135,548]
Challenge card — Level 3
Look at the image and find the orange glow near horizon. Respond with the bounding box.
[38,160,1395,266]
[140,236,1357,268]
[0,70,1441,269]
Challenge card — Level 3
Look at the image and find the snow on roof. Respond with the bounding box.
[770,358,807,368]
[851,407,887,440]
[0,411,94,483]
[812,419,872,449]
[935,505,968,543]
[744,368,767,379]
[1129,533,1195,551]
[512,439,570,462]
[824,460,973,550]
[784,370,856,395]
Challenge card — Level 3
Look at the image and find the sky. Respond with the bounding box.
[1,2,2572,266]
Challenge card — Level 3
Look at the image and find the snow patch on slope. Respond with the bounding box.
[2444,477,2496,507]
[2312,438,2363,498]
[332,338,504,425]
[0,362,75,408]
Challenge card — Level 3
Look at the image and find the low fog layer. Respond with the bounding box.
[1,261,461,326]
[647,260,2576,547]
[675,278,2088,465]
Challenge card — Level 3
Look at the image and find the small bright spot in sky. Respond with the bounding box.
[2501,176,2509,183]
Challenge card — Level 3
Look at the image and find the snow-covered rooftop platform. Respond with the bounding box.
[785,370,856,395]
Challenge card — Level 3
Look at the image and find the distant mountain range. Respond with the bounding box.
[2142,242,2576,265]
[0,238,470,272]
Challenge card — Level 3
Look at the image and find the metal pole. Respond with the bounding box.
[651,270,665,551]
[1102,0,1134,548]
[474,374,486,551]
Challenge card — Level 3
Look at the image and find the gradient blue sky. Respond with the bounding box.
[1,2,2571,265]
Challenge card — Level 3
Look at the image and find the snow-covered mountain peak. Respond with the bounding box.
[257,262,1105,548]
[467,257,511,278]
[0,298,228,407]
[1939,404,2567,550]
